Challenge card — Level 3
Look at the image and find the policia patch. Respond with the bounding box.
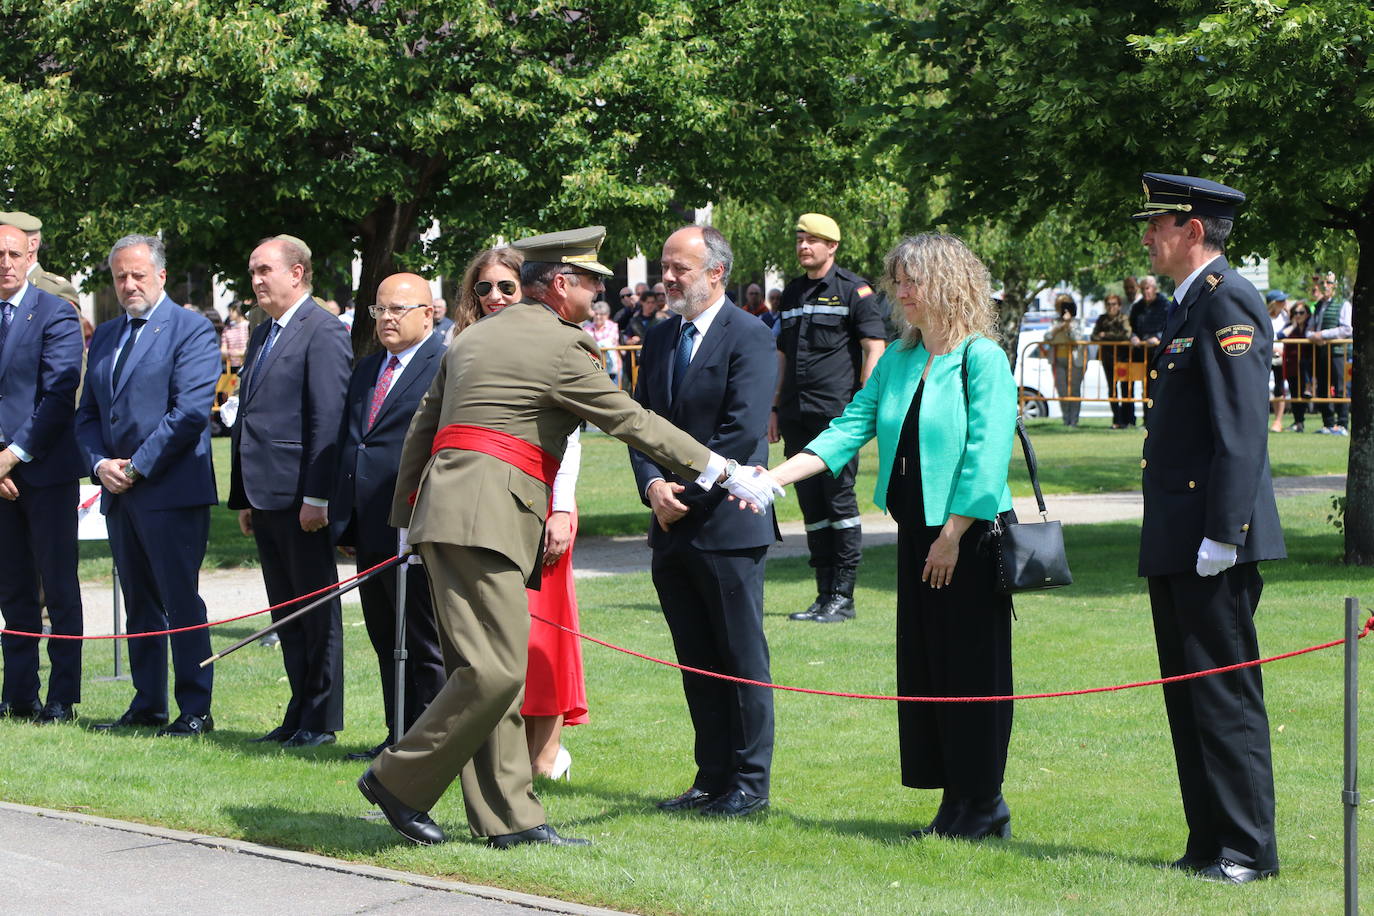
[1215,324,1255,356]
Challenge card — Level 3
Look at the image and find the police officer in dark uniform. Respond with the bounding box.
[1134,173,1286,885]
[770,213,887,623]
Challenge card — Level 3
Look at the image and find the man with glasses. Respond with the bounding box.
[357,226,779,848]
[330,273,446,761]
[1307,271,1352,435]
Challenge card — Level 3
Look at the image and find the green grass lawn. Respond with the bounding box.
[9,492,1373,914]
[78,422,1344,577]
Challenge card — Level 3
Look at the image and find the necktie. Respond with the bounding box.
[0,302,12,360]
[247,322,282,395]
[1166,296,1179,323]
[367,355,400,430]
[110,317,147,389]
[671,322,697,401]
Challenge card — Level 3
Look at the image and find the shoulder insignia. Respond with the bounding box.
[1215,324,1254,356]
[586,349,604,371]
[1205,273,1223,291]
[855,284,874,298]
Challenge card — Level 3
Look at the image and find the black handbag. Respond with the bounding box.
[961,344,1073,595]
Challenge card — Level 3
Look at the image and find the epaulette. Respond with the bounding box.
[1204,272,1224,291]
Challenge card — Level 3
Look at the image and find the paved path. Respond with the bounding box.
[0,803,623,916]
[75,475,1345,636]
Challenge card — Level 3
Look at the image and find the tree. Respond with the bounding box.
[869,0,1374,563]
[0,0,888,354]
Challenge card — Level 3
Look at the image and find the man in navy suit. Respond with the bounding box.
[76,235,222,736]
[331,273,445,760]
[229,236,352,748]
[630,226,779,818]
[0,223,85,724]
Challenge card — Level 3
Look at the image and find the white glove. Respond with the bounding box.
[724,465,784,513]
[1195,537,1238,577]
[397,527,412,557]
[218,395,238,428]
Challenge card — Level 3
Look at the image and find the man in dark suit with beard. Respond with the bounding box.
[331,272,446,760]
[631,225,779,818]
[1134,172,1286,885]
[229,235,352,748]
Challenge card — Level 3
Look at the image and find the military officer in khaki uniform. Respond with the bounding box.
[357,227,779,848]
[0,212,78,303]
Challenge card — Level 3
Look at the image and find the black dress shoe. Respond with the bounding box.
[657,787,718,812]
[1197,857,1278,884]
[487,823,590,849]
[700,789,770,818]
[94,709,169,731]
[939,792,1010,839]
[907,792,967,839]
[0,700,41,720]
[35,702,76,724]
[283,729,336,748]
[346,740,391,761]
[249,725,296,743]
[1167,853,1214,872]
[357,769,446,845]
[157,713,214,737]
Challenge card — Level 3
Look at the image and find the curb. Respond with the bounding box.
[0,801,627,916]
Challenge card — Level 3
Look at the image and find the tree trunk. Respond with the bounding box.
[996,284,1029,368]
[353,197,423,360]
[1343,219,1374,565]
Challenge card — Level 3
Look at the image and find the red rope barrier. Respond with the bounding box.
[0,555,401,641]
[531,612,1374,703]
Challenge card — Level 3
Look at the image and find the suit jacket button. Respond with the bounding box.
[1146,398,1154,408]
[1188,480,1196,489]
[1241,523,1250,532]
[1150,369,1158,379]
[526,498,533,507]
[357,443,366,449]
[1140,458,1147,469]
[1143,429,1149,439]
[111,414,119,422]
[1167,362,1175,370]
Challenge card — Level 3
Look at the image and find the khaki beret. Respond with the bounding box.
[796,213,841,242]
[0,211,42,233]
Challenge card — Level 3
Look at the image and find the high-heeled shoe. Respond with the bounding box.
[548,745,572,781]
[906,791,966,838]
[941,792,1011,840]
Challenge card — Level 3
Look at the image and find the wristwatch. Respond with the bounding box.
[721,459,739,483]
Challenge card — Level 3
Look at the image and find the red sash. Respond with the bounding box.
[430,423,560,486]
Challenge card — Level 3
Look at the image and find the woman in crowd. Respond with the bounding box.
[220,302,250,374]
[454,247,588,780]
[1266,292,1290,432]
[1043,292,1085,426]
[765,233,1018,840]
[1090,293,1133,428]
[583,300,622,387]
[1280,301,1314,433]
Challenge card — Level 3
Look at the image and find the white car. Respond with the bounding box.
[1014,328,1117,420]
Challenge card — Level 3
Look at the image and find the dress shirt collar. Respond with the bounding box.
[682,294,727,340]
[1172,258,1216,308]
[2,280,29,308]
[125,293,167,325]
[379,337,426,383]
[273,293,314,329]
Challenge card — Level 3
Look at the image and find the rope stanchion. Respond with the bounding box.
[531,612,1374,703]
[0,555,403,641]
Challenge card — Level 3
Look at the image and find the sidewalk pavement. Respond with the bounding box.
[75,475,1345,636]
[0,802,625,916]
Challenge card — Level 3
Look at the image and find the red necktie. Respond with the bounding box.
[367,355,400,430]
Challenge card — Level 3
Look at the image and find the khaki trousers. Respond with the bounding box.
[371,543,545,837]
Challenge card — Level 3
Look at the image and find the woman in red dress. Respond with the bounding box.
[454,247,588,780]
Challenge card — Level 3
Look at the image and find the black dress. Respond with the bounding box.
[885,379,1014,796]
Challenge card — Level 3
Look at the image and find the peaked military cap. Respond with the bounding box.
[512,226,613,276]
[1133,173,1245,221]
[0,210,42,232]
[796,212,841,242]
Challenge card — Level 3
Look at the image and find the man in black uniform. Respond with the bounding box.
[770,213,886,623]
[1134,173,1286,885]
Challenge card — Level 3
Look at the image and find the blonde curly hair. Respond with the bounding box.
[884,234,998,349]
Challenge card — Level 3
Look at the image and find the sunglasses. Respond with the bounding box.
[1293,310,1310,316]
[474,279,518,297]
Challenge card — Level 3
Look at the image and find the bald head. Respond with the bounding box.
[374,272,434,354]
[0,225,32,298]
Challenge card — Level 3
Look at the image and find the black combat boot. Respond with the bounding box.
[789,567,834,621]
[807,566,857,623]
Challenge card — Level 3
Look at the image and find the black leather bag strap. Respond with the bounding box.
[961,340,1049,520]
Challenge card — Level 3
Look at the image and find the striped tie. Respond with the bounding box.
[367,356,400,430]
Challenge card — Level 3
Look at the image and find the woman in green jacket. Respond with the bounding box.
[767,234,1019,840]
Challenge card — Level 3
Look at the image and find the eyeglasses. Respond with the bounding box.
[1293,310,1310,316]
[474,279,518,297]
[368,304,427,319]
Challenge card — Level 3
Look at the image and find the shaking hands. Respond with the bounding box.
[724,464,785,513]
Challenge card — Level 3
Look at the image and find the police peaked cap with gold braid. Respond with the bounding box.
[1132,173,1246,221]
[512,225,613,276]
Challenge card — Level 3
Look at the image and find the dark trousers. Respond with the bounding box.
[1100,349,1135,426]
[779,412,862,569]
[356,547,445,738]
[652,545,773,797]
[0,479,82,706]
[252,508,344,732]
[1316,351,1349,428]
[895,522,1013,796]
[108,501,213,717]
[1149,563,1277,870]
